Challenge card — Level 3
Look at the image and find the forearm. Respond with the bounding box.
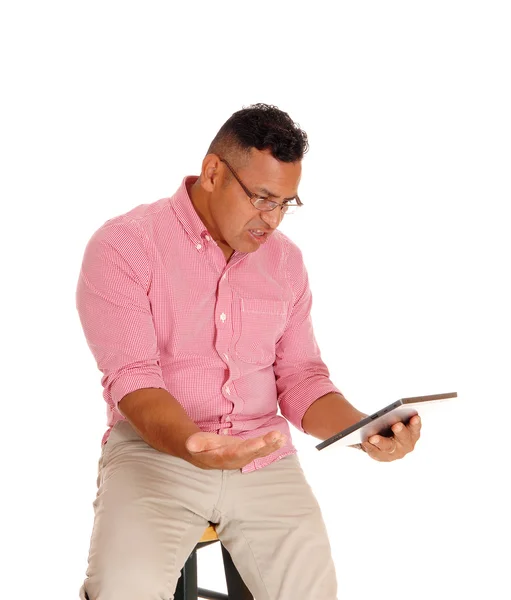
[302,392,367,440]
[118,387,201,459]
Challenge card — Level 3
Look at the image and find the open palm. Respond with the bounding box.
[185,430,286,470]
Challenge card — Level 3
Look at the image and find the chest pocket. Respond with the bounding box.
[234,298,288,366]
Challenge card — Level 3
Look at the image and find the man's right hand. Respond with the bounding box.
[118,388,286,470]
[184,430,287,470]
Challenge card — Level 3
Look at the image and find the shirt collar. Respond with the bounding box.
[169,176,212,249]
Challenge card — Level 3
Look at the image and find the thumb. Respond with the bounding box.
[185,435,202,453]
[185,432,223,454]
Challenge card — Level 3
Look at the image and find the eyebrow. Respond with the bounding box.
[254,186,298,201]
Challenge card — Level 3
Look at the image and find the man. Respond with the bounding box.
[76,103,421,600]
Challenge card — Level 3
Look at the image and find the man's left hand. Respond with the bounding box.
[361,415,421,462]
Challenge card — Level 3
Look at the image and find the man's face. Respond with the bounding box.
[202,148,302,255]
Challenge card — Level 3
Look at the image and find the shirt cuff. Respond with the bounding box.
[109,371,168,412]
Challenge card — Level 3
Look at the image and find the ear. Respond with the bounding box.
[200,154,223,193]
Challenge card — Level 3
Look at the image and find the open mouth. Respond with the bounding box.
[248,229,268,243]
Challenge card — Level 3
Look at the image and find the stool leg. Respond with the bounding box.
[175,549,198,600]
[221,544,253,600]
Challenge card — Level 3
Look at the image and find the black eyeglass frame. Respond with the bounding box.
[219,158,303,214]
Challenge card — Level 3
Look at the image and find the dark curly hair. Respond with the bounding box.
[207,103,309,165]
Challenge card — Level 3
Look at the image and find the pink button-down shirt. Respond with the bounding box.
[76,176,342,472]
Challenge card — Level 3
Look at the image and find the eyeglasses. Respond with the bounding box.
[219,158,303,215]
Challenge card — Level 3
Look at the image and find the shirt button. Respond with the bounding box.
[196,243,202,250]
[205,235,211,242]
[220,313,226,322]
[226,415,231,422]
[222,274,227,281]
[223,353,229,361]
[221,429,229,435]
[225,386,231,395]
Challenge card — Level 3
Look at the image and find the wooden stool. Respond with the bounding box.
[174,525,253,600]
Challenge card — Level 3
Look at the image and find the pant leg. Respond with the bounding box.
[79,421,221,600]
[215,454,338,600]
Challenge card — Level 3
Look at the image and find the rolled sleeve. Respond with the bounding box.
[76,219,167,412]
[274,242,342,432]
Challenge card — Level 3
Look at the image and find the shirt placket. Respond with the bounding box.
[215,266,243,436]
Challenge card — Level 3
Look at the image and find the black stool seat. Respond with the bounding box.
[175,525,253,600]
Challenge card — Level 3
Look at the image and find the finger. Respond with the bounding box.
[186,433,225,453]
[367,435,397,454]
[362,437,398,463]
[409,415,422,439]
[263,431,286,446]
[244,432,286,456]
[360,441,372,453]
[392,417,421,450]
[238,436,273,455]
[390,422,412,447]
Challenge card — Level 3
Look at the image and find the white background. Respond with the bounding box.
[1,1,510,599]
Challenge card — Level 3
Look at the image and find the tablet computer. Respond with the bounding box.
[315,392,457,451]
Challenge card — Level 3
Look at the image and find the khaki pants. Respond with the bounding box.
[79,420,338,599]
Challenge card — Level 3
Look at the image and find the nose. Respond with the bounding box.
[259,207,282,229]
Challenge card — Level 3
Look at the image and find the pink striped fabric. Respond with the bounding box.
[76,176,342,472]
